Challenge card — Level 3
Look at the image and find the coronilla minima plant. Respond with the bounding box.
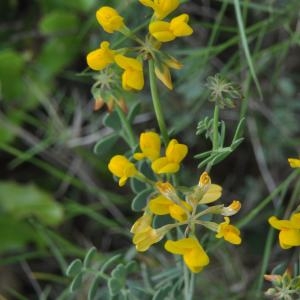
[84,1,245,298]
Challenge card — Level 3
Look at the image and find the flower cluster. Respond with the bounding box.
[86,1,193,108]
[108,131,242,273]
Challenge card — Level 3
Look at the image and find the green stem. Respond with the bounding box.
[115,105,137,149]
[183,263,190,300]
[212,105,220,151]
[206,105,219,173]
[148,59,169,145]
[189,272,195,300]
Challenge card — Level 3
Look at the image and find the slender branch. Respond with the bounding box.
[115,105,137,149]
[148,59,169,145]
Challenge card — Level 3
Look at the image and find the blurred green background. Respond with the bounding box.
[0,0,299,299]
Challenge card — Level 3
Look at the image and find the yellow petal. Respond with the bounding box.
[166,139,188,163]
[138,132,161,161]
[268,216,294,230]
[200,184,222,204]
[184,246,209,273]
[152,158,179,174]
[139,0,180,19]
[291,213,300,229]
[96,6,124,33]
[169,203,189,222]
[149,21,175,42]
[115,54,143,71]
[155,64,173,90]
[279,229,300,249]
[288,158,300,168]
[122,68,144,91]
[165,238,196,254]
[170,14,193,37]
[86,41,115,71]
[149,195,172,215]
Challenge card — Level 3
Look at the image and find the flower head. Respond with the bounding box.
[131,214,166,252]
[130,213,152,234]
[221,200,241,217]
[268,213,300,249]
[165,237,210,273]
[288,158,300,168]
[139,0,179,19]
[86,41,115,71]
[134,132,161,161]
[149,14,193,42]
[96,6,125,33]
[115,54,144,91]
[152,139,188,174]
[108,155,138,186]
[216,217,241,245]
[149,195,192,222]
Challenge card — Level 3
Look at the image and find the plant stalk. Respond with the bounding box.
[148,59,169,145]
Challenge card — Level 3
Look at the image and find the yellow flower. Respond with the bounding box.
[198,171,211,187]
[288,158,300,168]
[133,132,161,161]
[149,195,192,222]
[139,0,179,19]
[131,213,152,234]
[221,200,241,216]
[131,213,166,252]
[108,155,138,186]
[164,237,210,273]
[114,54,144,91]
[216,217,241,245]
[268,213,300,249]
[149,14,193,42]
[152,139,188,174]
[154,63,173,90]
[96,6,125,33]
[86,41,115,71]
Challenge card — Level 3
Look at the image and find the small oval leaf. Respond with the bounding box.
[131,189,153,212]
[88,275,102,300]
[70,272,83,292]
[83,246,97,268]
[93,134,119,156]
[103,111,122,131]
[66,259,83,277]
[111,264,126,280]
[108,277,123,296]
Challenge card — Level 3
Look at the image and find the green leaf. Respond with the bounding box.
[130,177,147,195]
[100,254,121,273]
[88,275,102,300]
[70,272,83,292]
[0,216,38,253]
[108,277,123,296]
[124,261,137,274]
[37,36,79,79]
[153,215,173,229]
[0,181,64,226]
[131,188,153,212]
[39,11,79,35]
[93,134,119,156]
[0,49,25,100]
[103,111,122,131]
[153,285,172,300]
[83,246,97,268]
[111,264,126,280]
[66,259,83,277]
[233,0,263,100]
[127,102,141,124]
